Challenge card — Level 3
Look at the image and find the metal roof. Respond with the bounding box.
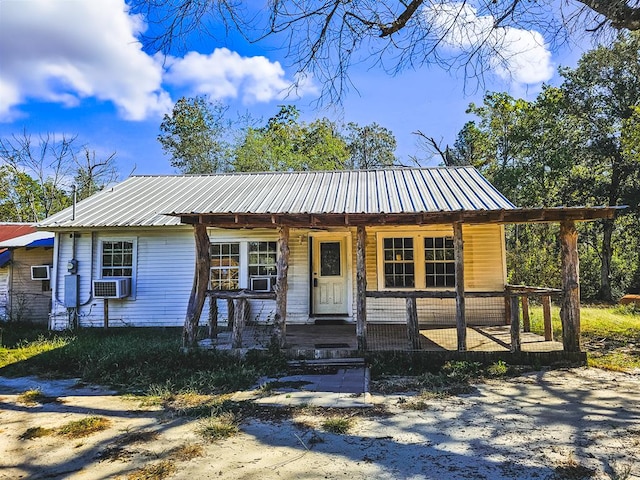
[0,231,54,248]
[38,167,516,229]
[0,223,37,242]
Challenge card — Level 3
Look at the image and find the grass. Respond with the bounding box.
[16,388,55,405]
[57,416,111,438]
[196,412,239,441]
[321,416,354,434]
[19,426,54,440]
[529,305,640,371]
[126,460,176,480]
[0,324,286,396]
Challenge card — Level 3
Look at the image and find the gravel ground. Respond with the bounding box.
[1,367,639,479]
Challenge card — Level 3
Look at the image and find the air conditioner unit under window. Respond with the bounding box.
[250,276,272,292]
[31,265,51,280]
[93,278,131,299]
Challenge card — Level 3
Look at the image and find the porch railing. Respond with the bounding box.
[366,285,563,352]
[206,289,276,348]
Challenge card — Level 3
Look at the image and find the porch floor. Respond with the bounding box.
[203,323,564,353]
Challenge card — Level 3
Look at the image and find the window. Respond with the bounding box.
[210,242,240,290]
[102,241,133,277]
[378,233,457,290]
[425,237,455,287]
[383,237,415,288]
[248,241,277,289]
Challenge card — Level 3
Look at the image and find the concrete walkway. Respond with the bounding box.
[240,367,372,408]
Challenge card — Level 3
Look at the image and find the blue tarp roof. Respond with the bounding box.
[0,250,10,268]
[26,238,54,248]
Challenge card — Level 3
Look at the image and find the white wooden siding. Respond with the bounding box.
[0,266,9,319]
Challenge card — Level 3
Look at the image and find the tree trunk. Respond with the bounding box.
[272,226,290,348]
[356,226,367,351]
[599,218,614,302]
[454,222,466,352]
[183,224,210,349]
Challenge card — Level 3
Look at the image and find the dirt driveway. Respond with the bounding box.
[1,367,639,479]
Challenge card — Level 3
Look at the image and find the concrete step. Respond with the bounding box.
[287,357,366,372]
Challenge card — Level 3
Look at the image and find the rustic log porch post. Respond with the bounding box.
[183,223,210,348]
[356,225,368,351]
[453,222,466,352]
[272,225,290,348]
[560,220,581,352]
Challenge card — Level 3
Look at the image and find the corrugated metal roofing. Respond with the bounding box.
[0,223,37,242]
[38,167,516,229]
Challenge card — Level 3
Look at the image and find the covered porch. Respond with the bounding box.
[184,206,620,357]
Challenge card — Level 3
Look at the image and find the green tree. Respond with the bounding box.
[559,32,640,300]
[344,122,397,169]
[232,105,349,172]
[158,96,231,174]
[0,131,119,222]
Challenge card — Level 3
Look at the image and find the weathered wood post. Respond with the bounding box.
[227,298,235,331]
[542,295,553,341]
[453,222,466,352]
[406,297,421,350]
[272,225,290,348]
[183,223,211,348]
[510,295,521,352]
[356,225,368,351]
[232,297,248,348]
[208,296,218,340]
[521,295,530,332]
[560,220,581,352]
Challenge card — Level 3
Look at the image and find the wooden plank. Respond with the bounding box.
[103,299,109,329]
[227,298,235,331]
[560,220,581,352]
[208,297,218,339]
[206,290,276,300]
[406,297,421,350]
[183,224,210,348]
[356,225,368,351]
[542,295,553,341]
[365,290,504,299]
[521,296,530,332]
[504,292,511,326]
[454,222,466,352]
[510,295,521,352]
[232,298,248,348]
[273,226,290,348]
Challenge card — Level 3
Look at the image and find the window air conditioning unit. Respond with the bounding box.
[250,276,272,292]
[93,278,131,299]
[31,265,51,281]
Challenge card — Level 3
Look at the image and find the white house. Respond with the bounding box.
[38,167,615,353]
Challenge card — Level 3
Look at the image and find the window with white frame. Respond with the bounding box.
[248,241,277,290]
[101,240,134,277]
[209,240,278,290]
[382,237,415,288]
[424,237,455,287]
[379,234,456,289]
[210,242,240,290]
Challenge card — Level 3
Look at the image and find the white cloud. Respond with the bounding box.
[0,0,171,121]
[0,1,315,122]
[163,48,318,103]
[423,2,554,86]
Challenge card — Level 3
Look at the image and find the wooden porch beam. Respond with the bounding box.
[453,222,466,352]
[183,223,211,348]
[273,225,290,348]
[356,225,367,351]
[560,220,581,352]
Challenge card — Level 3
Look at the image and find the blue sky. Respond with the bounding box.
[0,0,590,177]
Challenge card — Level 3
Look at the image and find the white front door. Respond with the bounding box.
[312,236,349,315]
